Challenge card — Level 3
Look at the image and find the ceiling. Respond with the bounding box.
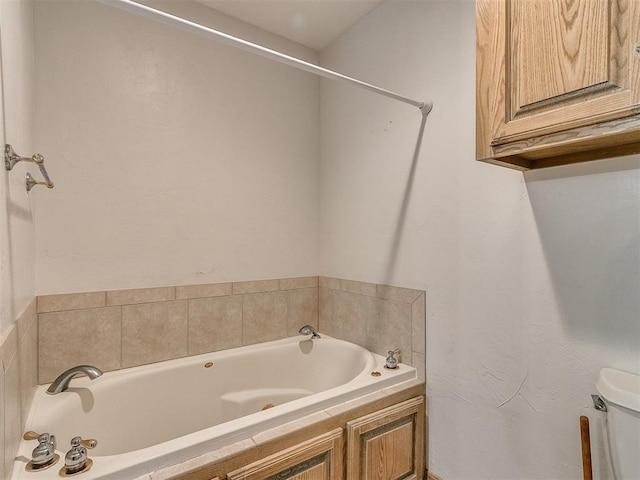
[194,0,385,51]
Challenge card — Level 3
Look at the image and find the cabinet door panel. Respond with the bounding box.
[291,462,327,480]
[499,0,640,140]
[346,396,425,480]
[363,421,414,480]
[226,429,343,480]
[476,0,640,168]
[511,0,610,109]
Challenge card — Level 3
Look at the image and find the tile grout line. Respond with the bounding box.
[185,298,190,356]
[240,294,245,346]
[119,305,123,371]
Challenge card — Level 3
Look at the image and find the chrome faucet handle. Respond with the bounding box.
[23,431,58,467]
[64,436,97,474]
[23,431,57,450]
[384,350,401,369]
[79,438,98,449]
[23,431,42,441]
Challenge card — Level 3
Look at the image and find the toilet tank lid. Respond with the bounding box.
[596,368,640,413]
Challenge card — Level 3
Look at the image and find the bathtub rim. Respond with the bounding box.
[133,378,426,480]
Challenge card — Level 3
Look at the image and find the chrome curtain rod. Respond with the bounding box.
[99,0,433,117]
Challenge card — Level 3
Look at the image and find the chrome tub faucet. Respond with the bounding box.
[23,431,58,470]
[299,325,320,339]
[385,350,401,369]
[47,365,103,395]
[62,436,98,475]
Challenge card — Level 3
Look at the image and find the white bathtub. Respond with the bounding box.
[12,335,416,480]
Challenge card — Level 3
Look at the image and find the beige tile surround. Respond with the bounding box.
[37,276,425,384]
[319,277,426,381]
[37,277,320,384]
[0,299,38,480]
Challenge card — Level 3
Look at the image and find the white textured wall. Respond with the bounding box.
[33,0,320,294]
[0,0,36,334]
[319,1,640,479]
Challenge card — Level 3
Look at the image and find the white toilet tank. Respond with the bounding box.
[596,368,640,480]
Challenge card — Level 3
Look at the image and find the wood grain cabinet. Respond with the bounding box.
[346,397,425,480]
[168,389,426,480]
[477,0,640,170]
[227,429,343,480]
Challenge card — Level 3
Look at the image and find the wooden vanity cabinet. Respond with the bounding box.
[169,387,426,480]
[476,0,640,170]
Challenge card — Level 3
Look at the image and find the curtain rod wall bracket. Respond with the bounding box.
[419,101,434,117]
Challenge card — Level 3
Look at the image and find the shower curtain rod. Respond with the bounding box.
[99,0,433,117]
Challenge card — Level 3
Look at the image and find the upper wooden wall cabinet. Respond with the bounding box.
[476,0,640,170]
